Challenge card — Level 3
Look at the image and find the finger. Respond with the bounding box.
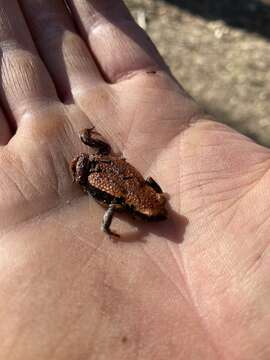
[0,107,12,145]
[19,0,103,102]
[66,0,168,83]
[0,1,59,127]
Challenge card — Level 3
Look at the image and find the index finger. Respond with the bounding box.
[66,0,168,83]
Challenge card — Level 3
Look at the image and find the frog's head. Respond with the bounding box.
[70,153,91,186]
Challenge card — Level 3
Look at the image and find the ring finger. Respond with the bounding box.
[19,0,104,103]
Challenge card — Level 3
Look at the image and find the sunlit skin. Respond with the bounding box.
[0,1,269,359]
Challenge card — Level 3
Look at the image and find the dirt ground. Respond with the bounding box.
[125,0,270,146]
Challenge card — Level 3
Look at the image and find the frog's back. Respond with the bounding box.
[88,156,167,220]
[87,156,145,203]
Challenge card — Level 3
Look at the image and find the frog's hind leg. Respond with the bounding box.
[102,203,120,238]
[80,128,111,155]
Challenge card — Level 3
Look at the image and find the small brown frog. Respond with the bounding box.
[71,128,167,237]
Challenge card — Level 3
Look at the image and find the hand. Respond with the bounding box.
[0,1,269,359]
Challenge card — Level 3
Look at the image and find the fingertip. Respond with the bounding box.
[67,0,167,83]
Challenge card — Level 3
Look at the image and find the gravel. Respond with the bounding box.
[125,0,270,146]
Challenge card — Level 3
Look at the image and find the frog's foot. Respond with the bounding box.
[79,128,111,155]
[105,228,120,240]
[145,176,163,193]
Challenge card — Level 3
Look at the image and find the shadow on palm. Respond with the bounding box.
[112,202,188,244]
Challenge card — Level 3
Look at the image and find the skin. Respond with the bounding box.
[0,1,269,359]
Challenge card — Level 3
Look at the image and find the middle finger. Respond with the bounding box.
[0,0,59,126]
[19,0,104,103]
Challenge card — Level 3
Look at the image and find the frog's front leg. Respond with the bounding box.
[80,128,111,155]
[102,203,120,238]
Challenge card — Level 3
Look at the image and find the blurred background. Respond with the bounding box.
[124,0,270,146]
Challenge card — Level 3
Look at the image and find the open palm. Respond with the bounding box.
[0,1,269,359]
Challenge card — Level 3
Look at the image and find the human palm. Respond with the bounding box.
[0,1,269,359]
